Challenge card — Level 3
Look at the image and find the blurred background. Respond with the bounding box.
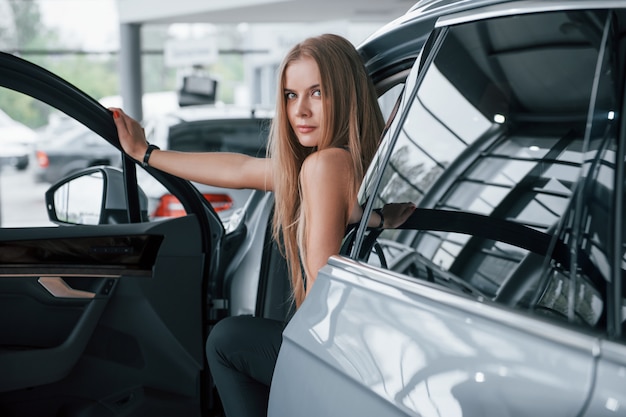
[0,0,413,124]
[0,0,414,227]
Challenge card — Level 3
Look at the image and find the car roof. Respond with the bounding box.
[367,0,625,45]
[359,0,625,88]
[406,0,512,15]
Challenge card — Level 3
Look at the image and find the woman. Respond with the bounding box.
[110,33,414,417]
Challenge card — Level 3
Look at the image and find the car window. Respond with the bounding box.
[497,14,624,328]
[377,83,404,121]
[357,9,620,332]
[0,88,65,227]
[0,87,163,227]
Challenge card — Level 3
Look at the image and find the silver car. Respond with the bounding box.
[268,1,626,416]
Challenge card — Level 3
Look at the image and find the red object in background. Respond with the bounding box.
[35,150,49,168]
[153,193,233,217]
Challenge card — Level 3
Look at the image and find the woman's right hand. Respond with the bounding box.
[109,107,149,162]
[382,202,416,229]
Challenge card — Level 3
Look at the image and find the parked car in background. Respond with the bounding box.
[0,141,29,171]
[139,105,272,222]
[0,108,36,170]
[33,123,122,183]
[269,1,626,416]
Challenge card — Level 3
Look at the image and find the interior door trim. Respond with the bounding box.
[38,277,95,299]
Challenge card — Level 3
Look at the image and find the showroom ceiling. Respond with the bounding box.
[116,0,418,25]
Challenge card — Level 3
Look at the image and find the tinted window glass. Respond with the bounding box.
[168,119,269,156]
[359,10,617,331]
[532,12,619,329]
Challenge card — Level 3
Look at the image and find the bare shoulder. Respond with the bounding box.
[300,148,354,220]
[301,147,352,183]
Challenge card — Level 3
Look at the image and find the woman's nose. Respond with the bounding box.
[296,97,310,117]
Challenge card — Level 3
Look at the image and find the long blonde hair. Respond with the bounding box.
[269,34,384,308]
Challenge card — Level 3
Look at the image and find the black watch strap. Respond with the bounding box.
[142,144,160,168]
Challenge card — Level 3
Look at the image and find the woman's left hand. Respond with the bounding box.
[382,202,416,229]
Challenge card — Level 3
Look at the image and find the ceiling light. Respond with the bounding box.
[493,114,505,124]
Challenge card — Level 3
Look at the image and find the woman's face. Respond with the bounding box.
[284,56,323,148]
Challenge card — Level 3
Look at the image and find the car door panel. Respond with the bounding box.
[0,215,206,415]
[584,340,626,416]
[270,256,597,417]
[0,276,111,392]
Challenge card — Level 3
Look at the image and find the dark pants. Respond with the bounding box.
[206,315,284,417]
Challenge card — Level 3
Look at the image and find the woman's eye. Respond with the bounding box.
[312,89,321,97]
[285,92,296,100]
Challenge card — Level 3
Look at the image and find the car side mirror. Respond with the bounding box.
[45,166,148,225]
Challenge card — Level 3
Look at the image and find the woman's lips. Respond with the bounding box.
[296,125,316,134]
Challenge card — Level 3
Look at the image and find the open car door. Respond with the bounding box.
[0,52,223,416]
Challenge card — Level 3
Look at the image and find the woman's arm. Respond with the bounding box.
[299,148,354,294]
[110,107,273,191]
[300,149,418,294]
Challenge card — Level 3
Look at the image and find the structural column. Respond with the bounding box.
[119,23,143,121]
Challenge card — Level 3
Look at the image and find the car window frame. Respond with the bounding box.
[351,25,448,259]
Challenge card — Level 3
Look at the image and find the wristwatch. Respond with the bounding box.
[142,143,160,168]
